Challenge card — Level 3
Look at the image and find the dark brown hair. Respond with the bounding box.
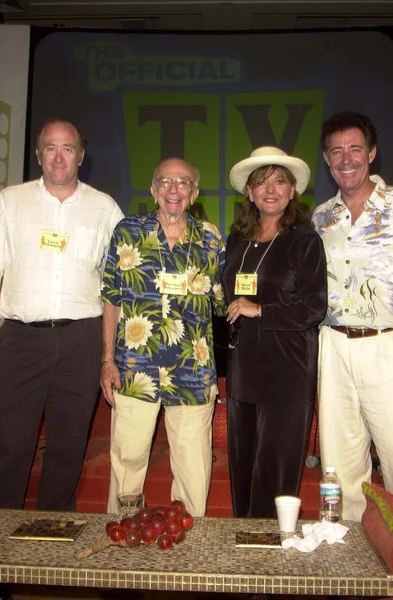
[320,111,377,153]
[231,165,309,240]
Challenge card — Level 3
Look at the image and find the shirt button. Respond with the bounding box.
[346,215,350,219]
[345,260,350,264]
[345,285,349,289]
[347,237,352,241]
[345,309,349,313]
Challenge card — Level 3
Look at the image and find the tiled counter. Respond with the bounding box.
[0,510,392,596]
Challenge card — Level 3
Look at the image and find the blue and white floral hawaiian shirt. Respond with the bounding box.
[101,210,226,405]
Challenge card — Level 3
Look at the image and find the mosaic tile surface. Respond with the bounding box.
[0,510,392,596]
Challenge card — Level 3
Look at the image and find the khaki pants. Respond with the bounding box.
[108,392,214,517]
[318,326,393,521]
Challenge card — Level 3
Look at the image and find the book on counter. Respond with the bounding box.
[9,518,88,542]
[235,531,282,548]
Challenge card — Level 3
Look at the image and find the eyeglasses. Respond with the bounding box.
[155,176,194,189]
[228,315,244,350]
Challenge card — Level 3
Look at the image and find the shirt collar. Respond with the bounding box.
[38,177,81,204]
[152,209,198,244]
[153,208,195,228]
[332,174,386,212]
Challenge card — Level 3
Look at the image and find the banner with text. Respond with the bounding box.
[28,30,393,233]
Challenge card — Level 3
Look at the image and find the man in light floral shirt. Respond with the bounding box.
[101,157,226,517]
[312,112,393,521]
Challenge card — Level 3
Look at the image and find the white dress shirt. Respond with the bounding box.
[0,178,124,322]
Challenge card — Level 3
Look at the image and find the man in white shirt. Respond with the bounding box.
[312,111,393,520]
[0,118,124,512]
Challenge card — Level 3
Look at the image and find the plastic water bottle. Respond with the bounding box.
[319,466,342,522]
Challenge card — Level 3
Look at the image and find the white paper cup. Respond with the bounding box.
[117,492,145,518]
[274,495,301,532]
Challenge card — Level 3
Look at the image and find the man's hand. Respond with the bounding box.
[100,362,121,408]
[227,297,261,324]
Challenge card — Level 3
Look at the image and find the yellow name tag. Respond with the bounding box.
[159,272,188,295]
[235,273,258,296]
[39,230,68,253]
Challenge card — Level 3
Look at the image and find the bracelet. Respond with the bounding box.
[101,357,115,365]
[255,304,261,318]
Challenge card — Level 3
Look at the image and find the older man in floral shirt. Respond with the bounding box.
[101,157,225,517]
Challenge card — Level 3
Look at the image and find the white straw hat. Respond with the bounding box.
[229,146,311,194]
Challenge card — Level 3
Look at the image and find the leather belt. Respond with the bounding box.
[330,325,393,339]
[6,319,74,328]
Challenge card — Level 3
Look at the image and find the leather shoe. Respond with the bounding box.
[0,583,13,600]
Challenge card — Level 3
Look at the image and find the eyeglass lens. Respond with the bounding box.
[157,177,192,188]
[228,315,244,349]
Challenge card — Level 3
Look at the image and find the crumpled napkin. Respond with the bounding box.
[281,521,349,552]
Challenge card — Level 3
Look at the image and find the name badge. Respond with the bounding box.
[235,273,258,296]
[39,230,69,253]
[159,272,188,295]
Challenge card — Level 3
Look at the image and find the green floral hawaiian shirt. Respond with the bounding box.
[101,210,226,405]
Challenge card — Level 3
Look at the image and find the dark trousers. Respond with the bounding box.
[0,317,101,511]
[227,395,313,518]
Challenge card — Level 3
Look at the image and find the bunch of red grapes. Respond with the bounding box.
[105,500,194,551]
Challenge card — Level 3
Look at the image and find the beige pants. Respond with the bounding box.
[108,391,214,517]
[318,326,393,521]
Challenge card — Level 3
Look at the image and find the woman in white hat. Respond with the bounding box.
[222,146,327,518]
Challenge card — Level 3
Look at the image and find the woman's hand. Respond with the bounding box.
[227,297,261,324]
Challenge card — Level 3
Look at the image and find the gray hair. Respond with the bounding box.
[35,117,87,152]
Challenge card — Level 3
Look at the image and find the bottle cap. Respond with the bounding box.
[326,466,336,473]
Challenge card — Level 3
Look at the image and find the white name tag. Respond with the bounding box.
[39,230,69,253]
[159,272,188,295]
[235,273,258,296]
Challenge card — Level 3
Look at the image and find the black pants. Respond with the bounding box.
[227,395,313,518]
[0,318,101,511]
